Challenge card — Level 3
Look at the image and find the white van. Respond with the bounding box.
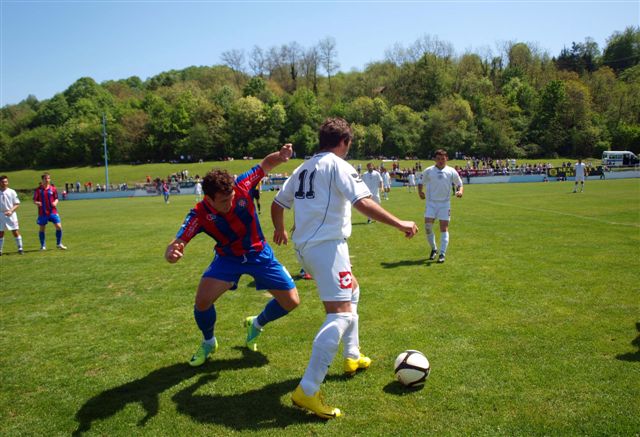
[601,151,639,167]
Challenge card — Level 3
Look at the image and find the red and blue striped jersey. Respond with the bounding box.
[176,165,266,257]
[33,184,59,216]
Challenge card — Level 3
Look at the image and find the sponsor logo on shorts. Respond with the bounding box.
[338,271,353,289]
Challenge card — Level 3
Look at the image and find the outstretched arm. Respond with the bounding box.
[260,144,293,173]
[354,197,418,238]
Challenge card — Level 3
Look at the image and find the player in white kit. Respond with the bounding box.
[381,167,391,200]
[361,162,383,223]
[418,149,463,264]
[573,159,586,193]
[272,118,418,419]
[0,175,24,256]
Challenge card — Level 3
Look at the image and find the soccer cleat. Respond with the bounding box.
[437,254,445,264]
[428,249,438,261]
[302,271,313,280]
[291,385,342,419]
[188,338,218,367]
[18,249,23,255]
[344,354,372,375]
[40,246,46,251]
[244,316,263,351]
[57,244,67,250]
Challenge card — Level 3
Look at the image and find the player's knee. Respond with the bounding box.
[194,297,212,312]
[425,223,434,234]
[281,291,300,311]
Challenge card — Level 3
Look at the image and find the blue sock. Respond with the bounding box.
[257,299,289,327]
[39,232,45,247]
[194,305,216,341]
[56,229,62,245]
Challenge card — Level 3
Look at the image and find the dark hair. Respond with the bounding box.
[318,117,352,150]
[0,175,7,182]
[202,169,234,199]
[434,149,448,158]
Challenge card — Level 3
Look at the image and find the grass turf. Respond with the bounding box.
[1,177,638,436]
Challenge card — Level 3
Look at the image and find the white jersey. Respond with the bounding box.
[407,173,416,186]
[0,188,20,212]
[420,165,463,202]
[274,152,371,247]
[194,182,203,195]
[575,162,586,178]
[361,170,383,198]
[382,172,391,188]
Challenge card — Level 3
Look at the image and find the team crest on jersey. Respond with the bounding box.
[351,173,363,182]
[338,271,353,289]
[237,198,247,208]
[206,213,216,221]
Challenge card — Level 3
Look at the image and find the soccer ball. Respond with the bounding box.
[394,350,430,387]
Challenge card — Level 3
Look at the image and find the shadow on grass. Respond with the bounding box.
[172,376,323,429]
[382,380,426,396]
[73,347,269,436]
[380,259,428,269]
[616,322,640,362]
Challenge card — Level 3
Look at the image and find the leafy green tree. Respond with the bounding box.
[227,96,266,156]
[392,53,453,111]
[602,26,640,72]
[381,104,424,157]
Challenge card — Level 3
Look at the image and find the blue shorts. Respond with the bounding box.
[37,214,61,226]
[202,244,295,291]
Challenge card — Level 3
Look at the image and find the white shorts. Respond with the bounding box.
[575,175,585,182]
[1,213,19,231]
[425,201,451,222]
[295,239,353,302]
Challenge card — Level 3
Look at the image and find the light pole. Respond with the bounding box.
[102,113,109,191]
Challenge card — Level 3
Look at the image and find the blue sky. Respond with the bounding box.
[1,0,638,106]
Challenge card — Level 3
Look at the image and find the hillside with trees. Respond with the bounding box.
[1,27,639,170]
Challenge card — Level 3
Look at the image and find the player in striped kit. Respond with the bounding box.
[33,173,67,251]
[164,144,300,367]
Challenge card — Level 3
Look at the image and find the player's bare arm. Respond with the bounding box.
[165,239,186,263]
[354,197,418,238]
[455,186,463,198]
[260,144,293,173]
[270,202,289,246]
[417,184,426,200]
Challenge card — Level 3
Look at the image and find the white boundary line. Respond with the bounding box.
[480,199,640,228]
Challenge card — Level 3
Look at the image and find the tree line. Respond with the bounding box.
[1,27,638,170]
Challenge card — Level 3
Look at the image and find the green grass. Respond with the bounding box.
[3,157,592,191]
[1,178,639,436]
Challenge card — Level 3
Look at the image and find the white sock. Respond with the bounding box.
[0,238,4,252]
[425,223,436,251]
[343,286,360,359]
[204,337,217,346]
[15,236,23,250]
[440,231,449,255]
[300,312,352,396]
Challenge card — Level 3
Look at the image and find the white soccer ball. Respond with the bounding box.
[394,350,430,387]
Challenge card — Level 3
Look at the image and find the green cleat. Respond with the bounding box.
[244,316,263,351]
[188,338,218,367]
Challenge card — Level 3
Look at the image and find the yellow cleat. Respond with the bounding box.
[291,385,342,419]
[344,354,372,375]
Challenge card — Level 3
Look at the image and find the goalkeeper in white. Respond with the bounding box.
[418,149,463,264]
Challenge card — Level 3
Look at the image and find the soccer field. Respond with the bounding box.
[1,179,639,436]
